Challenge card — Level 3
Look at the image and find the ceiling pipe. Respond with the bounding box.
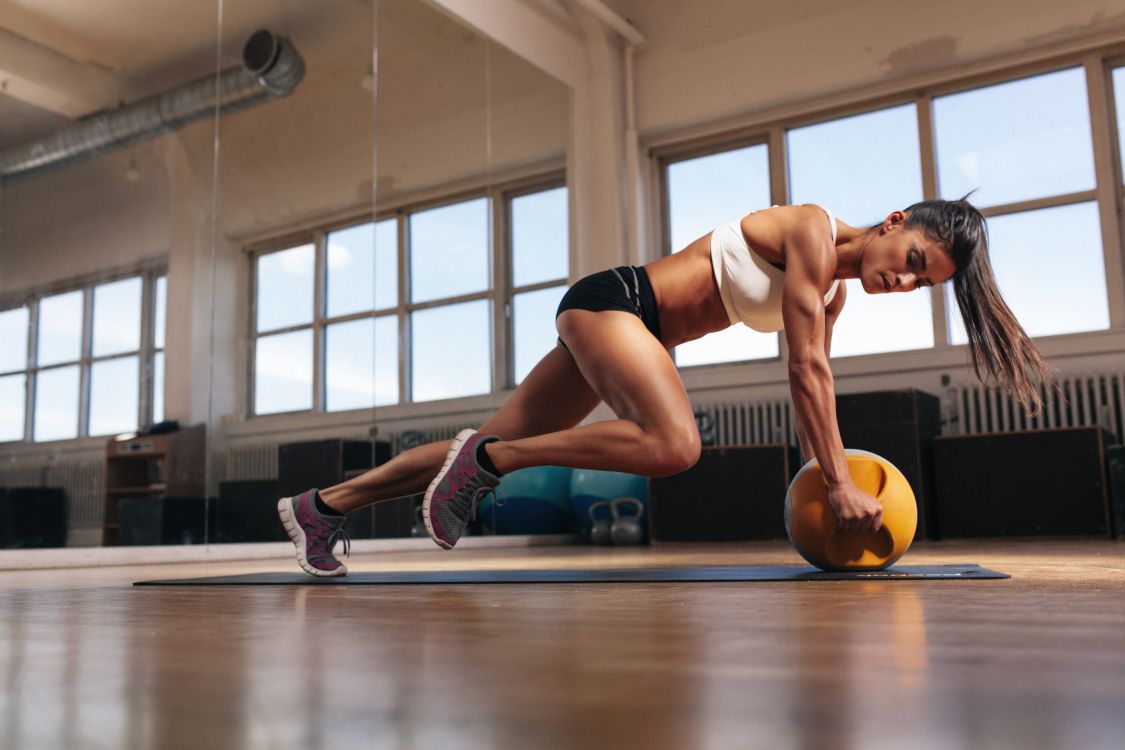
[569,0,646,47]
[0,29,305,186]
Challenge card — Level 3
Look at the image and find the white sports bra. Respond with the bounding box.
[709,205,840,333]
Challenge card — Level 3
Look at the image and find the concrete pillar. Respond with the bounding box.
[156,135,237,438]
[568,5,630,278]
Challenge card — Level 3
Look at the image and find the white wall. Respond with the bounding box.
[0,148,170,292]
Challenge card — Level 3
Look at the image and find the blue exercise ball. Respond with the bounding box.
[478,466,576,535]
[569,469,648,531]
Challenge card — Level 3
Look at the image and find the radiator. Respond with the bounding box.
[225,444,278,481]
[392,424,476,453]
[692,399,796,447]
[0,459,104,531]
[221,425,477,482]
[949,372,1125,442]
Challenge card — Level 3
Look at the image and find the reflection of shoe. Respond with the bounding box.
[423,429,501,550]
[278,490,351,577]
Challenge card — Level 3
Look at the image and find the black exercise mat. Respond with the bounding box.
[135,563,1009,586]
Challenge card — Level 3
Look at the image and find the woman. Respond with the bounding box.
[278,198,1051,576]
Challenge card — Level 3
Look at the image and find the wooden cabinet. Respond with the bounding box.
[103,425,206,545]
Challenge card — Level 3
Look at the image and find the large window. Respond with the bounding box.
[0,271,165,443]
[664,143,778,366]
[250,180,568,414]
[934,67,1109,340]
[660,58,1120,367]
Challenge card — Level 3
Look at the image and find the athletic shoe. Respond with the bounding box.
[278,489,351,577]
[423,429,502,549]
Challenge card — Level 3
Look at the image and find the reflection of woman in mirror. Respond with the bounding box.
[279,198,1050,576]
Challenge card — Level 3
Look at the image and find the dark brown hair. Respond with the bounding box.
[904,197,1054,414]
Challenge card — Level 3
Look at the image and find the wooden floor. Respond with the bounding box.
[2,540,1123,750]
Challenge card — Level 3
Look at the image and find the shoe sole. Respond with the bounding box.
[277,497,348,577]
[422,428,477,550]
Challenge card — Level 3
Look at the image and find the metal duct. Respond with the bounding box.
[0,29,305,185]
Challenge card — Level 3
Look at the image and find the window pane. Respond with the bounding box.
[410,198,489,303]
[788,104,922,226]
[34,365,79,441]
[257,244,314,332]
[37,291,83,366]
[667,144,774,366]
[255,330,313,414]
[325,316,399,411]
[153,351,164,424]
[512,187,568,287]
[789,104,932,357]
[676,326,779,366]
[327,220,397,317]
[0,374,25,442]
[832,281,934,357]
[411,300,490,401]
[513,285,567,384]
[92,277,142,357]
[1115,67,1125,181]
[667,144,771,251]
[0,307,29,373]
[948,202,1108,342]
[934,68,1095,206]
[154,276,167,350]
[89,356,138,436]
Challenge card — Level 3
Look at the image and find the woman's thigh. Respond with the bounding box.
[479,343,602,440]
[556,309,696,438]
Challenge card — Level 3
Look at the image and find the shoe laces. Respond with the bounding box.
[467,486,506,523]
[310,518,350,562]
[328,523,351,558]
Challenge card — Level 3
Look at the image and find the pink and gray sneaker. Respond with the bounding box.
[278,489,351,577]
[423,429,502,550]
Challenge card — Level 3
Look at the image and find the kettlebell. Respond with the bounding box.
[610,497,645,546]
[588,500,614,545]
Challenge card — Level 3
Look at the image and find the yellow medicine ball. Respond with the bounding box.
[784,449,918,572]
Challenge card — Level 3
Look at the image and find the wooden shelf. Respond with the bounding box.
[103,424,207,546]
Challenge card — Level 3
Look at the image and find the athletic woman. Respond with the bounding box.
[278,198,1051,576]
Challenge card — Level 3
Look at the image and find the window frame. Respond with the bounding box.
[650,47,1125,374]
[1105,54,1125,305]
[0,264,166,444]
[246,171,568,417]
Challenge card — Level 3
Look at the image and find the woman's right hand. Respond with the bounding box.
[826,481,883,533]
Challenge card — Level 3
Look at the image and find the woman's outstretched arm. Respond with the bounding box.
[780,211,881,533]
[796,281,845,462]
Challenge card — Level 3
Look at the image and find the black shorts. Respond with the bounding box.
[555,266,662,348]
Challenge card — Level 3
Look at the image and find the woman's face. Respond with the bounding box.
[860,211,957,294]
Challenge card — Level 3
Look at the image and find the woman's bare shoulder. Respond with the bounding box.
[743,204,832,241]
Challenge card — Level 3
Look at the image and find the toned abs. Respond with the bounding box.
[645,233,729,348]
